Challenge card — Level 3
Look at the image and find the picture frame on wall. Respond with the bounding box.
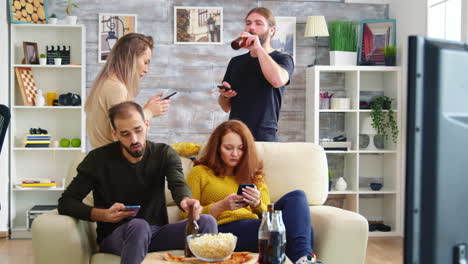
[271,16,296,63]
[8,0,48,24]
[98,13,137,63]
[174,6,223,44]
[358,19,396,65]
[23,41,39,64]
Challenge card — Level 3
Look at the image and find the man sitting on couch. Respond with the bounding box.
[58,101,217,264]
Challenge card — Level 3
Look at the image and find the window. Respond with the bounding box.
[427,0,462,41]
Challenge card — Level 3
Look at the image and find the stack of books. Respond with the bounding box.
[25,134,51,148]
[20,178,56,188]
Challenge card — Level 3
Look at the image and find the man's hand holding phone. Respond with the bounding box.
[92,203,139,223]
[218,82,237,99]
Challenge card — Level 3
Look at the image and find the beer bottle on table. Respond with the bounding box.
[185,204,199,257]
[275,210,287,259]
[267,203,275,220]
[258,211,271,264]
[268,210,286,264]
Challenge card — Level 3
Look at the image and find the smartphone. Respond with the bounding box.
[237,184,255,195]
[122,205,141,213]
[217,85,232,91]
[162,92,177,100]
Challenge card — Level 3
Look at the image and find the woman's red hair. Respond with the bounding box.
[195,120,264,184]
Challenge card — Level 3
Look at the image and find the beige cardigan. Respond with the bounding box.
[86,78,152,149]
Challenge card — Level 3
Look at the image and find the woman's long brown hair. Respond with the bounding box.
[195,120,264,184]
[85,33,154,112]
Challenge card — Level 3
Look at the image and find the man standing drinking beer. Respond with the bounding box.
[218,7,294,142]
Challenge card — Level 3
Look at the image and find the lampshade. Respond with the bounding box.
[360,115,376,135]
[304,16,329,37]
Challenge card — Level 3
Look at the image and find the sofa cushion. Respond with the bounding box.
[254,142,328,206]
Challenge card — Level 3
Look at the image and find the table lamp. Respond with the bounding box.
[360,115,377,150]
[304,16,329,67]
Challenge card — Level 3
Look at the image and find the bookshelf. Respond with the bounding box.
[306,66,403,237]
[9,24,86,238]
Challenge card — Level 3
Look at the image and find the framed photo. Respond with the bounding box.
[174,6,223,44]
[23,41,39,64]
[358,19,396,65]
[271,16,296,63]
[9,0,48,24]
[98,13,137,63]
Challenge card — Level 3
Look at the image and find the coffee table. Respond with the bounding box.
[142,250,292,264]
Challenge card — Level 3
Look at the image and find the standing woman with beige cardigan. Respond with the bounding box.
[85,33,170,149]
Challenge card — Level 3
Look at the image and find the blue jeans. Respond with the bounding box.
[218,190,314,262]
[254,128,278,142]
[99,214,217,264]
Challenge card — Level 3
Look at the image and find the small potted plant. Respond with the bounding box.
[65,0,79,24]
[328,21,358,65]
[328,170,335,191]
[383,45,397,66]
[39,54,47,65]
[54,51,62,65]
[370,95,399,147]
[49,13,58,24]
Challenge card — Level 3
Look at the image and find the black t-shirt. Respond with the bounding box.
[57,141,191,243]
[223,50,294,141]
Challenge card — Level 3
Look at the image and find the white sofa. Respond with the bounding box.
[32,142,368,264]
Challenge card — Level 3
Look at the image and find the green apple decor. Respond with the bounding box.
[60,138,70,147]
[71,138,81,147]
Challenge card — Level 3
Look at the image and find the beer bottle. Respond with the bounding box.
[258,211,271,264]
[275,210,287,259]
[184,204,199,257]
[267,203,275,221]
[268,210,286,264]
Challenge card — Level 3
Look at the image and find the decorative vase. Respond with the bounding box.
[335,177,347,191]
[329,51,357,66]
[49,18,58,24]
[54,58,62,65]
[374,135,385,149]
[65,16,77,24]
[39,58,47,65]
[384,56,396,66]
[35,89,45,106]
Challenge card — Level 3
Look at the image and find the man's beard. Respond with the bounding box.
[122,142,145,158]
[250,30,270,46]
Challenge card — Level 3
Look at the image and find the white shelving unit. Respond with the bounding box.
[9,24,86,239]
[306,66,403,237]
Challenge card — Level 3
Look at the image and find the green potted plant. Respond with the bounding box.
[53,51,62,65]
[49,13,58,24]
[39,54,47,65]
[65,0,79,24]
[328,21,358,65]
[328,170,335,192]
[383,45,397,66]
[370,95,399,146]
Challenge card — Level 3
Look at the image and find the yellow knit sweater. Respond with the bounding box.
[180,165,270,225]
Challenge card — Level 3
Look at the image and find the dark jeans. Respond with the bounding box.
[99,214,217,264]
[218,190,314,262]
[254,128,278,142]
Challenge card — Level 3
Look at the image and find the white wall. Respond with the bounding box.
[388,0,428,237]
[0,0,10,234]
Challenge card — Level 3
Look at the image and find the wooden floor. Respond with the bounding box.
[0,236,403,263]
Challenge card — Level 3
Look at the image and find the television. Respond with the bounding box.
[406,36,468,264]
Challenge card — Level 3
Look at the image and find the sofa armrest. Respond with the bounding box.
[32,210,98,264]
[311,206,369,264]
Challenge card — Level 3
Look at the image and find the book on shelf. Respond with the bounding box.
[25,144,50,148]
[21,182,56,187]
[22,178,55,184]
